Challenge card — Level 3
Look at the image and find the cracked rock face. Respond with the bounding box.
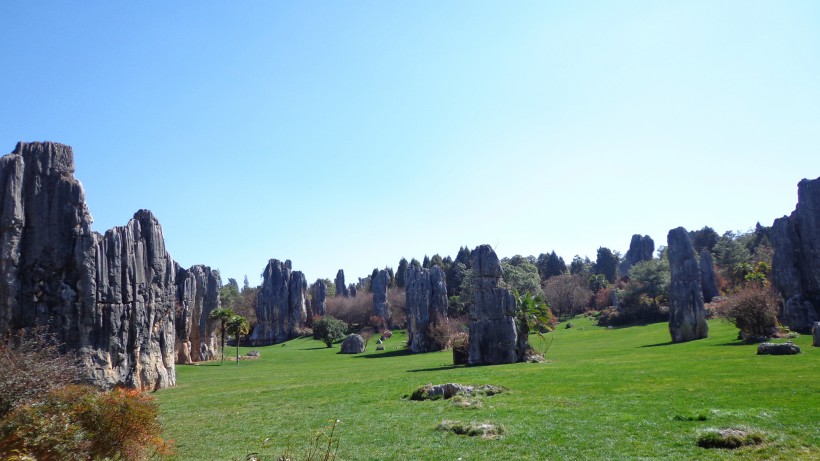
[372,269,392,322]
[620,234,655,278]
[249,259,307,345]
[771,177,820,332]
[667,227,708,343]
[0,141,176,390]
[175,265,221,364]
[335,269,349,297]
[699,250,720,303]
[405,265,448,353]
[467,245,524,364]
[311,278,327,317]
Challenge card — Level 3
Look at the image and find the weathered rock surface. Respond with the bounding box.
[249,259,307,345]
[0,142,176,390]
[771,177,820,332]
[667,227,709,343]
[757,342,801,355]
[699,250,720,303]
[335,269,349,297]
[311,279,327,317]
[175,265,221,364]
[372,269,391,322]
[619,234,655,277]
[813,321,820,347]
[405,265,449,353]
[340,334,365,354]
[467,245,524,364]
[348,283,357,297]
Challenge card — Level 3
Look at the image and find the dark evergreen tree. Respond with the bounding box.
[595,247,619,283]
[422,255,431,269]
[396,258,409,289]
[410,258,422,270]
[386,267,395,288]
[689,226,720,254]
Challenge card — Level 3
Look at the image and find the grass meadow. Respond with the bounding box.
[156,317,819,460]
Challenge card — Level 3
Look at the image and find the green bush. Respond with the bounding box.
[722,285,779,340]
[312,317,349,348]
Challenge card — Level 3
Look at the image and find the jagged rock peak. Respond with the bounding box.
[250,258,307,345]
[468,245,524,364]
[0,142,177,390]
[405,265,448,353]
[620,234,655,277]
[667,227,708,343]
[175,264,222,364]
[771,176,820,332]
[372,269,392,322]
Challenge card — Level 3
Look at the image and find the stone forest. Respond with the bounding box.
[1,141,818,460]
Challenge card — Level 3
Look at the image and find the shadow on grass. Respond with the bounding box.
[353,349,414,359]
[640,341,675,348]
[712,341,748,347]
[406,365,462,373]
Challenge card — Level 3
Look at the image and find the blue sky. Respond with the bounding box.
[2,1,819,286]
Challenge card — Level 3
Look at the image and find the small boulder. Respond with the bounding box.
[757,342,801,355]
[340,334,365,354]
[376,345,385,351]
[813,321,820,347]
[245,350,260,357]
[565,322,574,329]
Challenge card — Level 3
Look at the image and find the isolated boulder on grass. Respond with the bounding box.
[340,334,365,354]
[756,342,801,355]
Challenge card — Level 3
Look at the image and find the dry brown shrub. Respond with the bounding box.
[720,284,780,340]
[387,288,406,329]
[326,294,373,327]
[427,316,468,350]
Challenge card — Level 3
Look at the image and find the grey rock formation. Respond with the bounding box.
[335,269,349,297]
[0,142,176,390]
[757,342,801,355]
[667,227,709,343]
[699,250,720,303]
[619,234,655,277]
[771,177,820,332]
[348,283,357,297]
[467,245,524,364]
[405,265,449,353]
[175,265,221,364]
[340,334,365,354]
[813,321,820,347]
[371,269,391,322]
[249,259,307,345]
[311,279,327,317]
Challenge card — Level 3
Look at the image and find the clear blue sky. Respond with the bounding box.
[2,1,819,286]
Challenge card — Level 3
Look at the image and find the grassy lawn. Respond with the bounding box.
[156,318,819,460]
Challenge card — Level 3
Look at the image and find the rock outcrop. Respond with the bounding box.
[249,259,307,345]
[405,265,448,353]
[175,265,221,364]
[0,142,176,390]
[757,342,801,355]
[311,279,327,317]
[699,250,720,303]
[619,234,655,277]
[372,269,391,322]
[340,334,365,354]
[667,227,709,343]
[771,177,820,332]
[813,321,820,347]
[467,245,524,364]
[335,269,349,297]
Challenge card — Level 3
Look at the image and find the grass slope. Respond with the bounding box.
[157,318,819,460]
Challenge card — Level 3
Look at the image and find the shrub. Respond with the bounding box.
[312,317,349,348]
[721,285,780,340]
[0,326,85,418]
[427,316,467,351]
[543,274,592,319]
[451,332,469,365]
[325,295,372,327]
[0,384,172,461]
[387,288,406,329]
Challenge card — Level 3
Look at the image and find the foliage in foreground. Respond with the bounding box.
[1,385,172,461]
[242,420,340,461]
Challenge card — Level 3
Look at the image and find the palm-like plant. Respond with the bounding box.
[226,315,250,365]
[209,307,236,363]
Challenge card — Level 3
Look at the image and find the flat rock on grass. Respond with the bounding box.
[757,342,801,355]
[410,383,506,401]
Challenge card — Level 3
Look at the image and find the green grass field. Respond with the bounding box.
[156,318,819,460]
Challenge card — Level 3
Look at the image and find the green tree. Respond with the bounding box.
[515,291,556,356]
[501,260,541,296]
[396,258,409,289]
[689,226,719,254]
[219,283,240,312]
[226,315,249,365]
[209,307,236,363]
[570,255,592,276]
[595,247,619,283]
[312,317,348,348]
[537,251,566,281]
